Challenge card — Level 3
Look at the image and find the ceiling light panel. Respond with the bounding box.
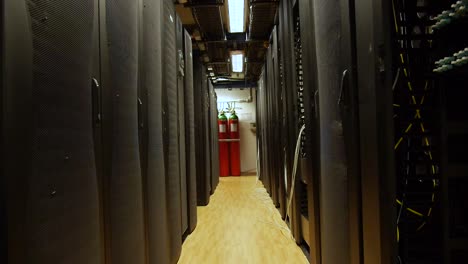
[231,53,244,73]
[228,0,245,33]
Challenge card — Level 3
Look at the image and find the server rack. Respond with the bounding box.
[265,42,276,202]
[161,1,183,262]
[193,56,211,206]
[390,1,444,263]
[268,27,282,208]
[4,1,103,263]
[1,0,6,262]
[273,0,396,262]
[354,0,396,263]
[278,0,303,244]
[4,1,198,263]
[209,81,220,193]
[102,0,147,263]
[296,0,322,262]
[257,68,268,189]
[438,18,468,262]
[431,1,468,263]
[183,30,198,235]
[140,0,171,263]
[175,14,189,239]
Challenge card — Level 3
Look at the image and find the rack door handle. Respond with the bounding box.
[338,69,349,107]
[91,78,101,125]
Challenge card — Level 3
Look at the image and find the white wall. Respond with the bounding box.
[215,88,257,174]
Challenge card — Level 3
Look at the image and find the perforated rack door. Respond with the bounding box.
[140,0,170,263]
[162,0,183,262]
[105,0,146,262]
[5,0,103,263]
[184,29,198,234]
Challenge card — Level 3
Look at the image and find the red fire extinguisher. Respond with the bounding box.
[218,111,230,177]
[228,111,241,176]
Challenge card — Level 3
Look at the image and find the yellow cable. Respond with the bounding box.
[395,137,404,150]
[405,123,413,133]
[397,226,400,242]
[407,81,413,91]
[396,199,424,217]
[417,222,426,231]
[392,0,438,235]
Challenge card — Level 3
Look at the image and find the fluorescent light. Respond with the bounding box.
[217,77,229,81]
[231,53,244,73]
[228,0,245,33]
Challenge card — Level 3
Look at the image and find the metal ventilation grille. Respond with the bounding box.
[26,0,101,262]
[163,0,182,262]
[106,0,146,262]
[294,15,306,156]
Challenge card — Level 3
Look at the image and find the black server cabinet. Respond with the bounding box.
[209,81,220,193]
[257,68,268,191]
[101,0,146,263]
[264,47,274,198]
[354,0,396,263]
[278,0,302,241]
[294,0,396,263]
[204,75,213,195]
[1,0,6,262]
[183,30,198,234]
[390,1,444,263]
[140,0,171,263]
[4,0,103,263]
[193,57,211,206]
[296,0,322,262]
[266,27,282,208]
[175,14,189,239]
[162,0,182,262]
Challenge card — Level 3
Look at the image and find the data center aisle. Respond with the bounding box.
[178,176,308,264]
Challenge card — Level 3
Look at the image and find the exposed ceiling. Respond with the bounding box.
[176,0,279,85]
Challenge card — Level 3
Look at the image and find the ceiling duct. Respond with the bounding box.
[190,0,226,40]
[248,0,279,40]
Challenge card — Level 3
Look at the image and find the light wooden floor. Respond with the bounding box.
[178,176,309,264]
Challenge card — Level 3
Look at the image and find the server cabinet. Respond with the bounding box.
[140,0,171,263]
[1,0,6,262]
[162,0,183,262]
[296,0,322,262]
[311,0,356,262]
[204,76,212,195]
[266,28,282,208]
[278,0,303,243]
[4,0,103,263]
[194,57,211,205]
[354,0,396,263]
[184,30,198,234]
[209,81,220,193]
[257,68,271,193]
[175,14,189,238]
[101,0,146,263]
[264,47,274,198]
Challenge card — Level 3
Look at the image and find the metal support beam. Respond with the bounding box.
[183,2,224,8]
[250,1,279,7]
